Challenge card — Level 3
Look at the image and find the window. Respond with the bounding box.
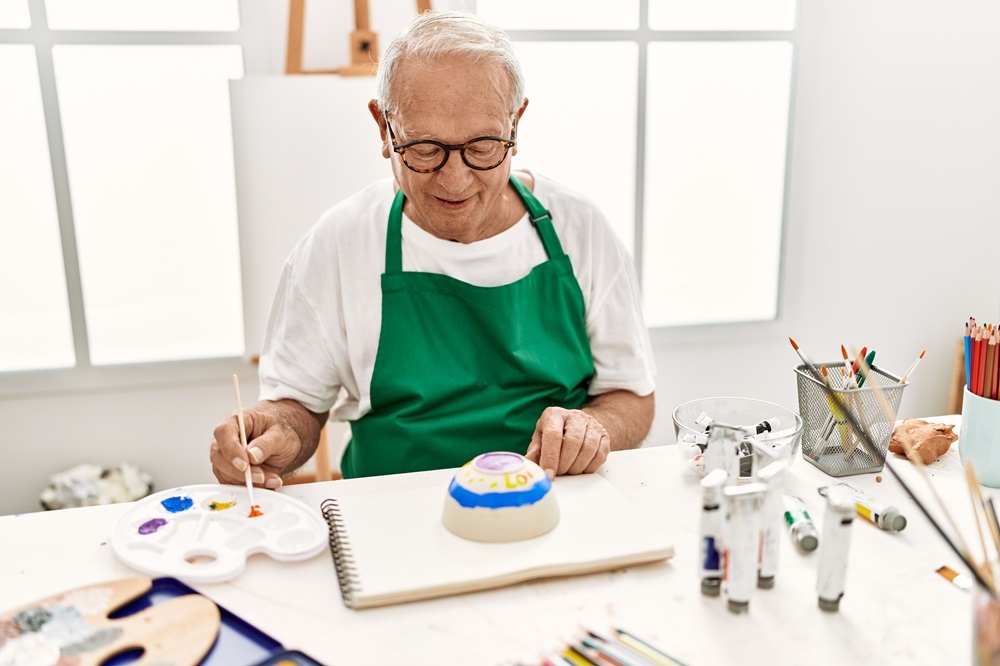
[477,0,797,328]
[1,0,246,391]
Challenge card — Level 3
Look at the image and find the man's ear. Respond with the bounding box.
[368,100,391,159]
[511,98,528,157]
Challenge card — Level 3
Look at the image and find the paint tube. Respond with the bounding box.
[756,461,788,588]
[817,485,855,611]
[705,422,743,481]
[695,411,715,432]
[782,494,819,552]
[817,482,907,533]
[722,483,767,613]
[699,468,728,596]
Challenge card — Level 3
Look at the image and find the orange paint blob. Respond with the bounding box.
[248,504,263,518]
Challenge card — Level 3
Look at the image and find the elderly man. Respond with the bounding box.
[210,10,655,488]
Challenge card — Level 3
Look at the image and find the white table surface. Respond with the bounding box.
[0,415,977,665]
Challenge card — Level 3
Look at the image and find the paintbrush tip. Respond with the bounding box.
[789,337,799,349]
[920,349,926,358]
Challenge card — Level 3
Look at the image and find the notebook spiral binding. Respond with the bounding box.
[320,498,360,608]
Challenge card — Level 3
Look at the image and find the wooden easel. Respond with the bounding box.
[286,0,433,76]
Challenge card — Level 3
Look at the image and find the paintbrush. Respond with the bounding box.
[232,374,263,518]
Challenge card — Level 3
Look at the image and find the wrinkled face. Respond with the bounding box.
[373,56,522,243]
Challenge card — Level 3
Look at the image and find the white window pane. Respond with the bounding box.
[53,45,245,365]
[478,0,638,30]
[513,42,637,253]
[0,0,30,28]
[0,46,75,372]
[643,42,792,327]
[45,0,239,31]
[649,0,796,31]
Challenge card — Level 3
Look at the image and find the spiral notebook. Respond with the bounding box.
[320,473,674,609]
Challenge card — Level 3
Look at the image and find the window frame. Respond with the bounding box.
[0,0,252,398]
[498,0,801,333]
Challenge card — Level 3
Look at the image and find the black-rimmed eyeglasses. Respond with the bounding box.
[384,111,517,173]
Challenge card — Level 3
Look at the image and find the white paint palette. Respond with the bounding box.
[111,484,327,583]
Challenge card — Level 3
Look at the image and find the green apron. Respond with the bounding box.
[341,175,595,477]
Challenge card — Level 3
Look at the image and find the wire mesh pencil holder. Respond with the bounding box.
[795,363,906,477]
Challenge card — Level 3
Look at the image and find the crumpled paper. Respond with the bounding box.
[40,462,153,510]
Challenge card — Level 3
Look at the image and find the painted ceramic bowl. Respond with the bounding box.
[441,452,560,543]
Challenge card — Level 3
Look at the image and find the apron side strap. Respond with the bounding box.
[509,174,566,260]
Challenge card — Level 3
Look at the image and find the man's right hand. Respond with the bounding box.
[210,409,302,490]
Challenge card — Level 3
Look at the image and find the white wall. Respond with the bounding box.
[2,0,999,516]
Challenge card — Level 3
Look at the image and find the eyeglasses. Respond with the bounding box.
[384,111,517,173]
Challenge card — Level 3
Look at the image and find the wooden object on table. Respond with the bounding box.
[0,577,220,666]
[285,0,434,77]
[950,338,966,414]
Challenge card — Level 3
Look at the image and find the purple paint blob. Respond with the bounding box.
[138,518,168,535]
[473,452,524,473]
[160,495,194,513]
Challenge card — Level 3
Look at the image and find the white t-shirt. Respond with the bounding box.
[258,173,656,422]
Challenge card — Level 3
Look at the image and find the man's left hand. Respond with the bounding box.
[524,407,610,480]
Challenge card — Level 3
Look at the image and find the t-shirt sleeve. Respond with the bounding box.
[580,207,657,398]
[257,249,343,415]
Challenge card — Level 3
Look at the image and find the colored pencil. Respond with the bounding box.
[966,320,973,388]
[614,628,689,666]
[993,332,1000,400]
[973,328,983,396]
[979,335,997,398]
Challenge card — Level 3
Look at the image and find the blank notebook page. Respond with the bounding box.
[324,473,674,608]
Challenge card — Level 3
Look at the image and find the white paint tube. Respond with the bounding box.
[757,460,788,589]
[700,468,729,596]
[817,482,907,533]
[817,485,855,611]
[722,482,767,613]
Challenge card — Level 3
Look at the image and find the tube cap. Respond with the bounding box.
[819,595,842,612]
[883,507,907,532]
[799,532,819,552]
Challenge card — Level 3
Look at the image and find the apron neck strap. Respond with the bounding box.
[386,188,406,274]
[509,174,564,260]
[385,175,564,274]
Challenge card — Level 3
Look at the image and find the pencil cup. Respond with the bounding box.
[960,387,1000,488]
[795,363,906,477]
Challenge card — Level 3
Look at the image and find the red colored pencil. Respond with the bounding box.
[992,332,1000,400]
[973,328,983,396]
[984,337,996,402]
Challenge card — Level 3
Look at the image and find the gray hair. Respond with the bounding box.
[376,10,526,117]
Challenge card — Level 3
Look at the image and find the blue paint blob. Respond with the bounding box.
[138,517,168,535]
[160,495,194,513]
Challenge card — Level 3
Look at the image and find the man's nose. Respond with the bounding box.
[434,149,475,191]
